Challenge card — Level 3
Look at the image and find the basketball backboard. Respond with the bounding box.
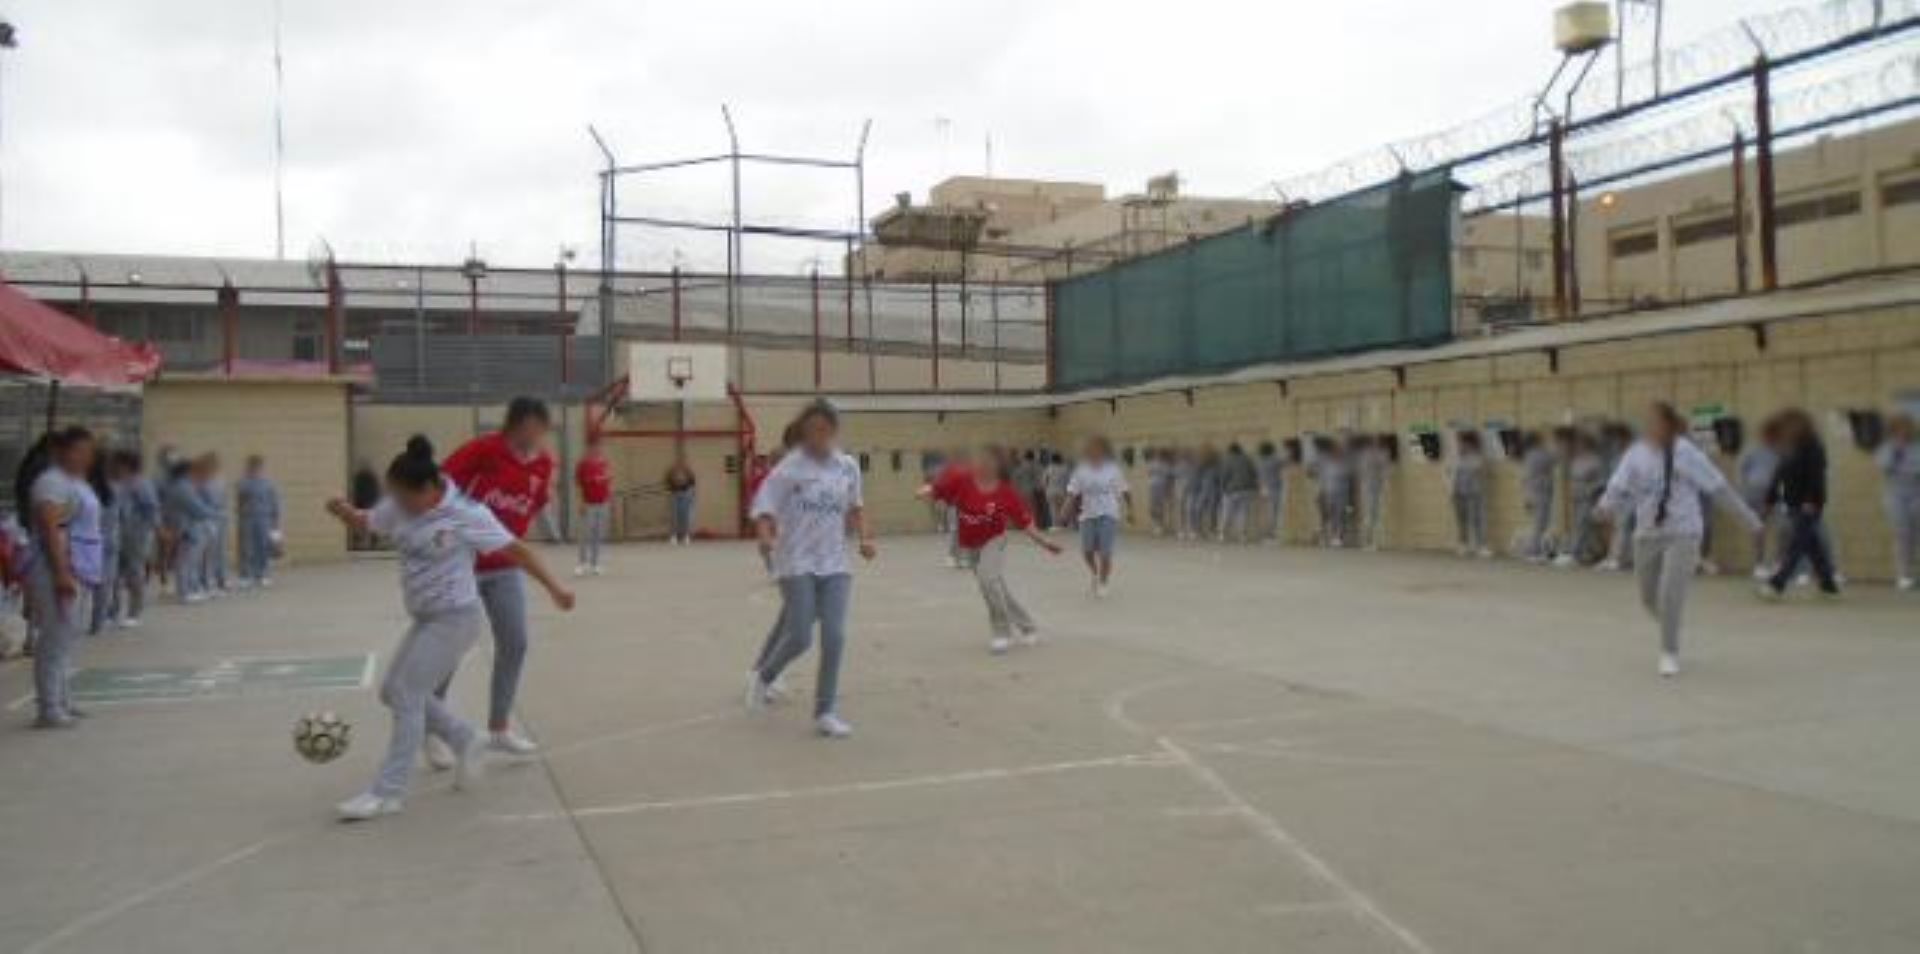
[625,342,729,402]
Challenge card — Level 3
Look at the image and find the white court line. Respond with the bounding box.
[493,751,1178,823]
[1156,736,1437,954]
[538,711,730,759]
[1104,678,1436,954]
[20,834,294,954]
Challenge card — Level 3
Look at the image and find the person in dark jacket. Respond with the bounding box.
[1760,409,1840,598]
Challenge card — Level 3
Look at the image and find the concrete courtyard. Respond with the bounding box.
[2,534,1919,953]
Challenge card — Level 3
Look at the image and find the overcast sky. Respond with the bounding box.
[4,0,1768,272]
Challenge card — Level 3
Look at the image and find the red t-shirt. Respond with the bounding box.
[443,432,555,572]
[575,456,612,505]
[933,470,1031,550]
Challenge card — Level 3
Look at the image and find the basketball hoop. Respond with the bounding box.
[667,355,694,392]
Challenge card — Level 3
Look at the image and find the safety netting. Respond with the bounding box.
[1053,169,1457,389]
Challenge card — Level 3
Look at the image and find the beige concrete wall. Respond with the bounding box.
[142,377,352,564]
[1050,302,1920,580]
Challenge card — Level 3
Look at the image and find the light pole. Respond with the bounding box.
[0,20,19,250]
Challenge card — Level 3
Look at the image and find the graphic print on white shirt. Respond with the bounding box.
[751,450,864,579]
[369,485,516,616]
[1067,461,1129,520]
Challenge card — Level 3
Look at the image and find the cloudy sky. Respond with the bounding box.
[4,0,1766,272]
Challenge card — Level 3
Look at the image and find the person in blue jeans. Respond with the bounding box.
[744,400,876,739]
[235,454,282,587]
[665,457,697,545]
[1759,408,1841,599]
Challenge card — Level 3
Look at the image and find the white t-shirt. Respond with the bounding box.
[369,483,516,617]
[1067,460,1129,521]
[1598,437,1756,539]
[751,449,864,578]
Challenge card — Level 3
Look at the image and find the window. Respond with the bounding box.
[148,310,198,342]
[1884,176,1920,209]
[1674,215,1739,247]
[1610,231,1659,258]
[1775,190,1861,228]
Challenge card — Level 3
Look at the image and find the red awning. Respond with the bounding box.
[0,279,161,387]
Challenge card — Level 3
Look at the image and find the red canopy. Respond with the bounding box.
[0,279,161,387]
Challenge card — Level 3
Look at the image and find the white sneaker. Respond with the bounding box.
[815,713,853,739]
[989,636,1011,655]
[1754,583,1783,602]
[258,577,274,589]
[120,616,143,629]
[1094,581,1109,599]
[1658,653,1681,678]
[454,735,487,790]
[488,729,539,756]
[1017,627,1041,647]
[183,592,208,605]
[1551,554,1576,569]
[765,672,790,703]
[1698,559,1721,576]
[1476,548,1495,559]
[1899,577,1916,592]
[942,555,960,569]
[336,792,403,821]
[591,566,604,576]
[1595,559,1621,573]
[574,565,589,577]
[1750,564,1772,581]
[744,671,771,712]
[424,735,457,771]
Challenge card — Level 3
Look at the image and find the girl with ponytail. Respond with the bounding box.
[1596,403,1762,678]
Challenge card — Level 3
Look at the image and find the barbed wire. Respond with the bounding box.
[1271,0,1919,207]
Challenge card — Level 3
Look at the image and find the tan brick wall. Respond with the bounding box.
[142,378,352,564]
[1049,302,1920,579]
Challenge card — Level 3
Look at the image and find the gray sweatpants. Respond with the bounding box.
[1259,484,1286,542]
[1633,533,1700,655]
[1359,480,1386,548]
[174,528,207,600]
[435,569,530,732]
[1451,492,1487,550]
[1524,489,1554,558]
[238,516,275,582]
[372,603,483,799]
[1886,494,1920,581]
[1218,491,1256,542]
[759,573,852,718]
[578,504,609,567]
[25,564,88,720]
[969,536,1035,639]
[112,536,149,620]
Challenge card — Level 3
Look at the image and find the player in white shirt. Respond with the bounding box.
[324,437,575,821]
[1064,436,1131,597]
[745,401,876,738]
[1596,404,1762,678]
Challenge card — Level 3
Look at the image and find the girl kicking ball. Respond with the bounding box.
[325,437,574,821]
[746,401,875,738]
[920,445,1063,655]
[1065,436,1129,597]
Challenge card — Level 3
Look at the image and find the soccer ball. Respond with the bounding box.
[293,711,352,764]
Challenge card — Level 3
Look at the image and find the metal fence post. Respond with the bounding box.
[1548,120,1569,319]
[219,281,239,376]
[811,268,822,391]
[670,266,682,342]
[1753,56,1780,292]
[1732,130,1750,294]
[930,277,941,392]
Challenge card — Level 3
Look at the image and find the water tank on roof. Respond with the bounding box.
[1554,2,1613,54]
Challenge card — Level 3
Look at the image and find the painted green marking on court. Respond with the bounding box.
[68,654,373,704]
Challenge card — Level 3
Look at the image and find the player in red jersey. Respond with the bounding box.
[574,433,613,576]
[427,397,557,764]
[920,445,1061,655]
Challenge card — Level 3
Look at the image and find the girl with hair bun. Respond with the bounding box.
[325,435,574,821]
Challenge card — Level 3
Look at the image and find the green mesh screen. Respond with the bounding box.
[1054,170,1456,390]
